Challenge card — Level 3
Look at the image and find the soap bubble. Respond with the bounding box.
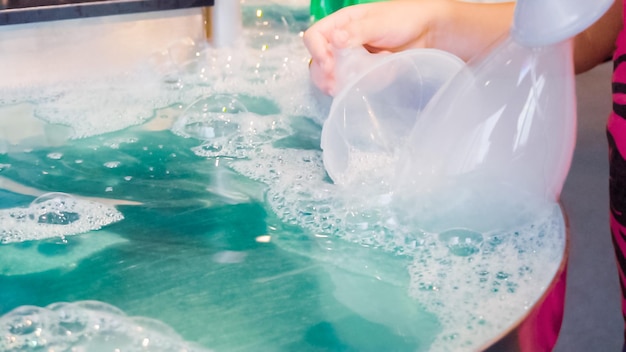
[438,228,484,257]
[147,37,200,90]
[192,46,247,83]
[172,94,247,144]
[46,152,63,160]
[241,3,302,83]
[28,192,80,225]
[244,4,297,50]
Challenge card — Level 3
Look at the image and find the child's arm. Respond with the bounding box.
[304,0,623,95]
[303,0,514,96]
[574,0,622,74]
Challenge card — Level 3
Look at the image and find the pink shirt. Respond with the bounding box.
[608,0,626,338]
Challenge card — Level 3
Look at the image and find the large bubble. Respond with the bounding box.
[28,192,80,225]
[438,228,484,257]
[172,94,248,141]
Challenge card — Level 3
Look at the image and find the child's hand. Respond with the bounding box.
[303,0,514,96]
[303,1,442,96]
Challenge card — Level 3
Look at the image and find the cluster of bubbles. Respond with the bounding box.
[192,97,565,350]
[407,207,565,350]
[0,301,210,352]
[171,94,292,160]
[0,192,123,244]
[225,130,566,349]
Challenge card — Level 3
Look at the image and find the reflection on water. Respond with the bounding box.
[0,2,564,351]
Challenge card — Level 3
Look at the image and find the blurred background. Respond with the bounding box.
[556,61,623,351]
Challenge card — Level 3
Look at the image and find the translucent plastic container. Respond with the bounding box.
[320,48,464,185]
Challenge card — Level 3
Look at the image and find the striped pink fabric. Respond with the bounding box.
[609,2,626,340]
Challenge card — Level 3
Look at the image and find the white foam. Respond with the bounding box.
[0,301,210,352]
[0,29,321,142]
[408,207,565,350]
[0,192,123,244]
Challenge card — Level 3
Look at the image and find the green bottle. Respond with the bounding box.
[310,0,384,22]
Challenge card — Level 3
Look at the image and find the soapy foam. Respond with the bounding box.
[0,301,210,352]
[327,147,400,186]
[0,2,564,350]
[229,138,564,351]
[408,208,565,350]
[0,192,123,244]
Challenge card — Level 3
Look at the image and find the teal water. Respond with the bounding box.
[0,2,565,351]
[0,128,439,351]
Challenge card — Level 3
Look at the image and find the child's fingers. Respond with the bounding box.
[310,59,336,96]
[330,4,386,49]
[303,27,331,65]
